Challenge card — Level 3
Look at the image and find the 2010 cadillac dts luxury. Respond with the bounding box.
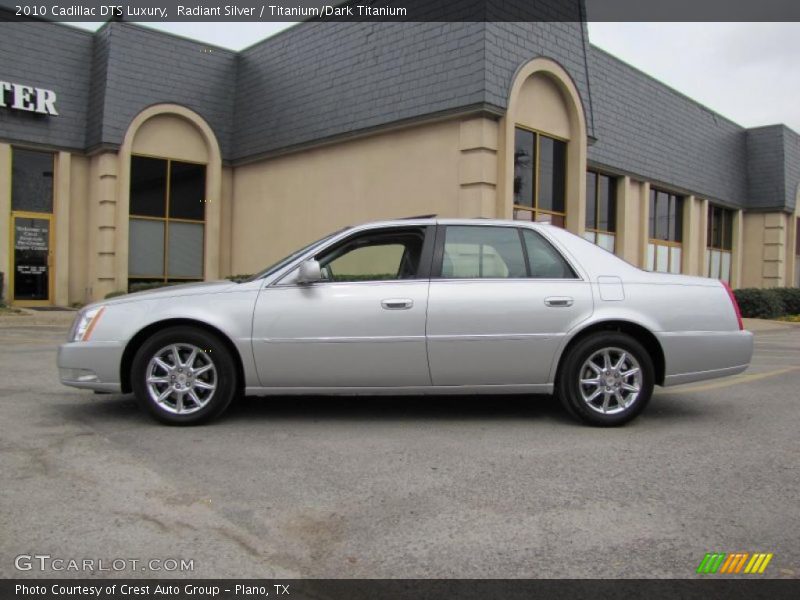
[58,218,753,426]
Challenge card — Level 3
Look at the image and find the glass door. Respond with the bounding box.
[11,212,53,305]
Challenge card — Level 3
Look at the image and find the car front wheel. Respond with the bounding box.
[131,326,237,425]
[557,332,654,426]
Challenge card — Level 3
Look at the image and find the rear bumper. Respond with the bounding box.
[57,341,125,393]
[658,329,754,387]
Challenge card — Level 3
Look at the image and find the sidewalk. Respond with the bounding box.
[0,307,77,328]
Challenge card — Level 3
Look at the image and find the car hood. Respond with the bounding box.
[99,280,239,307]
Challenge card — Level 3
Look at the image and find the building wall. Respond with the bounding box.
[230,119,467,275]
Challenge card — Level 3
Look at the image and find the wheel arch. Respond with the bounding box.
[554,320,666,387]
[120,318,245,394]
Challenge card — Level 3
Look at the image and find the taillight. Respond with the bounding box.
[721,281,743,330]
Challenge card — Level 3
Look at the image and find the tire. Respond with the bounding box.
[556,332,654,426]
[131,326,238,425]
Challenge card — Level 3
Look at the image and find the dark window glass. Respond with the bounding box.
[649,189,657,238]
[12,148,54,213]
[169,161,206,221]
[722,208,733,250]
[130,156,167,217]
[522,229,577,279]
[585,171,597,229]
[513,129,535,208]
[538,136,566,213]
[796,218,800,256]
[670,196,683,243]
[655,191,670,240]
[708,205,734,250]
[442,226,527,279]
[598,174,616,233]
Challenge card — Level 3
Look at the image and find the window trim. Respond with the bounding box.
[513,125,568,226]
[431,224,580,281]
[128,153,207,282]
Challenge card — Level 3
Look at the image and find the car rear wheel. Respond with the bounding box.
[131,326,237,425]
[557,332,654,426]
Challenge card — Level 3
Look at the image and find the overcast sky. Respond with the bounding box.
[66,21,800,132]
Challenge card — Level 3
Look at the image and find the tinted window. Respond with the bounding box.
[513,129,535,208]
[169,161,206,220]
[12,148,54,213]
[130,156,167,217]
[318,229,425,282]
[441,226,527,279]
[538,136,566,213]
[522,229,577,279]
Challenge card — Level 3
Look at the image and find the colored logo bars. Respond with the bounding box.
[696,552,774,574]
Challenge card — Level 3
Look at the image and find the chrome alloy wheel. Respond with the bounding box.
[145,343,217,415]
[578,347,642,415]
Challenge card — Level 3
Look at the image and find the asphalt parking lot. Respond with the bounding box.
[1,315,798,579]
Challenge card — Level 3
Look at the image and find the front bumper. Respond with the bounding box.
[57,341,125,393]
[658,329,754,386]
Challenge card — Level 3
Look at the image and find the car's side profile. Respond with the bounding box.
[58,218,753,426]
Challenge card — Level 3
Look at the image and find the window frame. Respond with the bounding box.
[431,224,579,281]
[584,170,617,253]
[513,126,568,227]
[706,204,735,282]
[647,187,684,274]
[128,153,207,283]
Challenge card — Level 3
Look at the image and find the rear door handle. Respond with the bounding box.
[381,298,414,310]
[544,296,574,307]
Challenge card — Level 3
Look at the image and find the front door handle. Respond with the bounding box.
[381,298,414,310]
[544,296,574,307]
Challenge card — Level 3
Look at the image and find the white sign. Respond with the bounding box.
[0,81,58,116]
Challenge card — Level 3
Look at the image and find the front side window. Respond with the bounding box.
[584,170,617,253]
[647,188,683,274]
[706,204,734,282]
[317,228,425,282]
[440,226,575,279]
[513,128,567,227]
[128,156,206,288]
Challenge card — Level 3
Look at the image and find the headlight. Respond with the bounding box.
[69,306,106,342]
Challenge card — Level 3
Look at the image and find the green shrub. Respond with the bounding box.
[129,281,184,294]
[772,287,800,315]
[227,274,254,283]
[733,288,785,319]
[104,290,127,299]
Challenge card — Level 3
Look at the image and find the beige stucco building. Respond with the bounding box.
[1,18,799,307]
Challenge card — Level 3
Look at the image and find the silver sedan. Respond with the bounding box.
[58,218,753,426]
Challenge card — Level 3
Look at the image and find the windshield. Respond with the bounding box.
[238,228,347,282]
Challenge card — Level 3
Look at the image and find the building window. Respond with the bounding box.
[12,148,54,213]
[584,170,616,252]
[647,188,683,274]
[706,204,734,283]
[128,156,206,288]
[513,127,567,227]
[795,217,800,287]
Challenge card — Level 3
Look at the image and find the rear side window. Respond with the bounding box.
[441,226,527,279]
[522,229,577,279]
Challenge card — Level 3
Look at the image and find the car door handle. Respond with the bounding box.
[544,296,574,307]
[381,298,414,310]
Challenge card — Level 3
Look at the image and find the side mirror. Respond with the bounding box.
[297,259,322,284]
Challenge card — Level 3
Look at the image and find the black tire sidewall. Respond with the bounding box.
[131,326,237,425]
[557,332,654,426]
